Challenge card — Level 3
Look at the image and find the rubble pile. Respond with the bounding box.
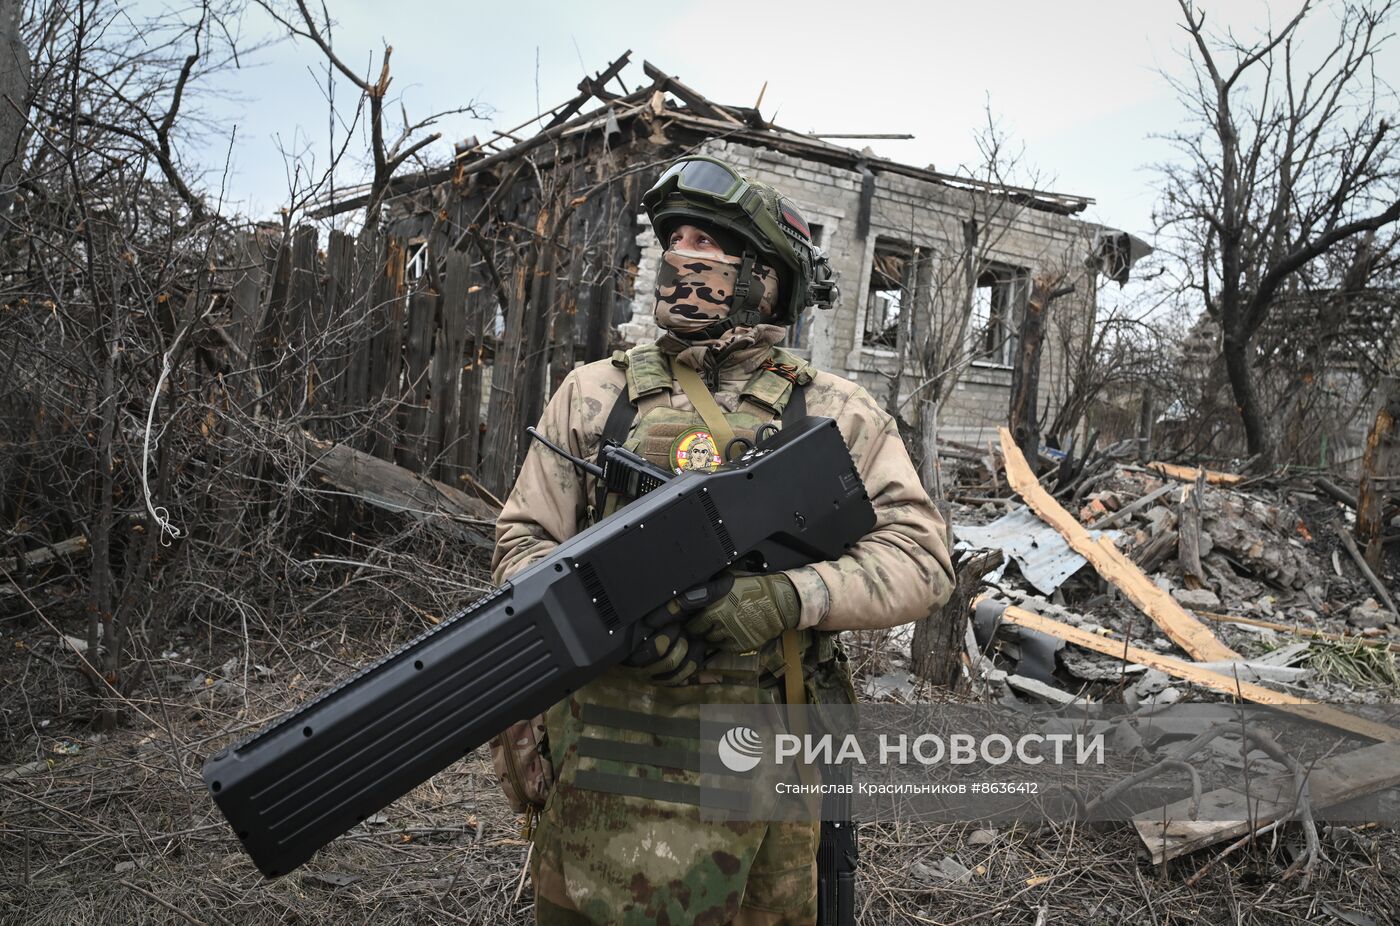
[866,429,1400,868]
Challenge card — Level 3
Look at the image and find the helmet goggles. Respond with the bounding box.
[648,156,751,206]
[642,155,841,323]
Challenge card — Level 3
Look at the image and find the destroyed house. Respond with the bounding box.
[353,55,1131,488]
[1167,287,1397,470]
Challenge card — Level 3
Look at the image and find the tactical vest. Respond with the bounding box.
[586,344,809,516]
[530,344,857,920]
[585,342,831,675]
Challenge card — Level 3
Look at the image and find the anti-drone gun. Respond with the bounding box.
[202,415,875,879]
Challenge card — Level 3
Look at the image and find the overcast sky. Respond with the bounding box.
[183,0,1392,245]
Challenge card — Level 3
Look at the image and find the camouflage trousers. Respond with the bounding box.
[534,817,819,925]
[528,671,819,925]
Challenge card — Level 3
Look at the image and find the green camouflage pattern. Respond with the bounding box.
[491,326,955,923]
[493,331,954,634]
[617,342,813,413]
[615,343,671,401]
[530,671,818,924]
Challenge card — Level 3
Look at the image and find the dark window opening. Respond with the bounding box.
[863,240,911,349]
[969,263,1026,366]
[405,239,428,283]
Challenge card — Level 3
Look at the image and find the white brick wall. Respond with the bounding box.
[621,141,1101,437]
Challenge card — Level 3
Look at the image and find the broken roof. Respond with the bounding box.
[315,52,1094,219]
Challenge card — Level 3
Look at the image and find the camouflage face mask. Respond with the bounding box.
[653,248,779,337]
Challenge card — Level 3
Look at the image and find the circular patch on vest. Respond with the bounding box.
[669,428,721,474]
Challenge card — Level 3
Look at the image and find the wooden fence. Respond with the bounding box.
[227,226,506,497]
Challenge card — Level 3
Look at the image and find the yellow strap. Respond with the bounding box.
[782,628,819,795]
[675,361,816,796]
[672,363,739,460]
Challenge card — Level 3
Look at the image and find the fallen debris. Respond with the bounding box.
[1338,527,1399,619]
[290,428,499,533]
[1,535,90,574]
[1172,587,1221,611]
[1146,461,1244,487]
[1177,473,1208,587]
[1193,609,1400,653]
[1085,482,1177,530]
[912,548,1004,687]
[998,428,1239,662]
[1003,673,1088,705]
[1349,598,1392,630]
[955,507,1116,595]
[1135,738,1400,864]
[989,601,1400,742]
[1312,476,1358,510]
[1194,487,1319,593]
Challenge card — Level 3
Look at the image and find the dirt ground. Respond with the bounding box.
[2,603,1397,926]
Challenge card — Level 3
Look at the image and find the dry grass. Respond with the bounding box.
[3,598,1398,925]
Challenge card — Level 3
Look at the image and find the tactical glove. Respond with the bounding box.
[620,579,731,685]
[684,572,801,654]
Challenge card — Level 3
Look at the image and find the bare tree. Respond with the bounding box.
[1,0,256,726]
[252,0,483,229]
[1156,0,1400,471]
[893,112,1041,425]
[1008,272,1074,462]
[871,110,1071,490]
[0,1,507,742]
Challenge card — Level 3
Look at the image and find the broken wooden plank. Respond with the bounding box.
[996,603,1400,743]
[431,251,470,484]
[1,536,90,573]
[1338,526,1399,619]
[1177,473,1207,588]
[1085,482,1177,530]
[1193,609,1400,653]
[1133,529,1179,574]
[313,84,658,219]
[642,60,742,124]
[1135,738,1400,864]
[368,237,407,461]
[456,284,488,480]
[290,428,497,523]
[998,427,1238,662]
[1312,476,1358,509]
[400,287,438,471]
[1146,461,1244,487]
[544,51,633,129]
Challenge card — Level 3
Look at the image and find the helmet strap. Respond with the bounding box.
[731,251,767,326]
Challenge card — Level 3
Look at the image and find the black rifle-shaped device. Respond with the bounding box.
[203,416,874,881]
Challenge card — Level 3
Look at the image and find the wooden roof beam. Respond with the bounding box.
[642,60,742,125]
[545,50,633,129]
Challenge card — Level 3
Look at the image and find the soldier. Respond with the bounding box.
[492,155,956,925]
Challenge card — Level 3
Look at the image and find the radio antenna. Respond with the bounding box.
[525,427,604,479]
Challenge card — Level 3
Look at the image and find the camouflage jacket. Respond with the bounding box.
[491,332,955,631]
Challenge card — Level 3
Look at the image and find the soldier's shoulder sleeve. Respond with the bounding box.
[491,363,624,585]
[565,357,632,461]
[782,372,956,632]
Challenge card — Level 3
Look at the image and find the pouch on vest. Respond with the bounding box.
[489,714,553,831]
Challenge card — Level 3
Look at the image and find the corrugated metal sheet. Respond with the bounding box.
[956,506,1120,595]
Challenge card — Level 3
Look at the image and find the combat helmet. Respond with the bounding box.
[641,155,839,330]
